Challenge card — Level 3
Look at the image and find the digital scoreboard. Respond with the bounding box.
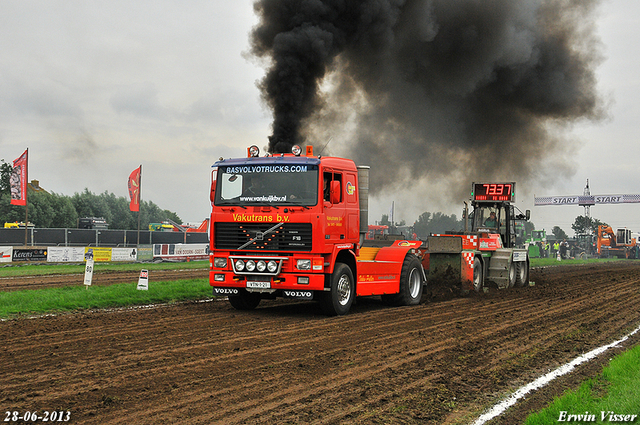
[472,182,515,202]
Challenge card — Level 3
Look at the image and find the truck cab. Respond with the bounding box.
[209,145,425,315]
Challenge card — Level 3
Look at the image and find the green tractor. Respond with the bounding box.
[526,229,547,258]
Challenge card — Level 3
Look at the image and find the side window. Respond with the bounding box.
[334,173,343,203]
[323,172,331,202]
[323,172,344,203]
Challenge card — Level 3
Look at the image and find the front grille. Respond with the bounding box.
[215,223,312,251]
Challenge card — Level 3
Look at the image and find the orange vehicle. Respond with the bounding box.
[597,225,638,258]
[209,145,425,315]
[365,225,389,240]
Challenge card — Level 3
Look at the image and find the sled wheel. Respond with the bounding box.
[473,257,484,292]
[515,260,529,287]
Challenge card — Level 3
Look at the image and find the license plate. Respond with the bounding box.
[247,280,271,289]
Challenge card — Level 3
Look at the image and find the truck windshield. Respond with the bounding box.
[215,164,319,207]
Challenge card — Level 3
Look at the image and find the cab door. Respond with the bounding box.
[323,169,347,241]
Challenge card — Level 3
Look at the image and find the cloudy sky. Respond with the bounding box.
[1,0,639,234]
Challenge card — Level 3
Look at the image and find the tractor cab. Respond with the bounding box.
[467,183,530,248]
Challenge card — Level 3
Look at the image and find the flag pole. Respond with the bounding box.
[24,148,29,247]
[137,164,142,246]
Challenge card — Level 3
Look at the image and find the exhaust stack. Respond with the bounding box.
[357,165,370,247]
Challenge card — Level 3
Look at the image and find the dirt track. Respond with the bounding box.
[2,262,640,424]
[0,268,209,292]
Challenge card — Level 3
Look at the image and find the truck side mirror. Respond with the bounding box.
[330,180,341,204]
[526,210,530,220]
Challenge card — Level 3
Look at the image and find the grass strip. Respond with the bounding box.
[530,257,629,267]
[0,260,209,277]
[0,278,213,319]
[524,344,640,424]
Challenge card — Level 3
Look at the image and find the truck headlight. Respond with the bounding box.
[296,259,311,270]
[246,260,256,272]
[234,259,245,272]
[214,257,227,268]
[256,260,267,272]
[267,260,278,272]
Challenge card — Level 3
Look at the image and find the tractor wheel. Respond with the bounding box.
[228,289,261,310]
[473,257,484,292]
[515,260,529,287]
[381,255,424,306]
[508,261,517,288]
[320,263,355,316]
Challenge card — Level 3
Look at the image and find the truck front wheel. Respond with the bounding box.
[320,263,355,316]
[228,289,261,310]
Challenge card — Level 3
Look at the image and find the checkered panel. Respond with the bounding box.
[462,252,475,268]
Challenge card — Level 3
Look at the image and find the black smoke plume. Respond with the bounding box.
[250,0,605,203]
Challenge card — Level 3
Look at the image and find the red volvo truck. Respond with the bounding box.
[209,145,424,315]
[209,145,530,315]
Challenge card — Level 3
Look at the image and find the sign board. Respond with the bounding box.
[84,259,94,286]
[12,248,47,262]
[47,247,85,263]
[137,269,149,290]
[0,246,13,263]
[472,182,516,202]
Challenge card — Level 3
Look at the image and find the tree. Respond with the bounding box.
[411,211,462,239]
[0,159,11,194]
[572,215,607,235]
[0,158,183,229]
[413,212,431,238]
[552,226,569,240]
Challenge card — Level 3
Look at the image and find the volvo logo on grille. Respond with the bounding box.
[254,231,264,241]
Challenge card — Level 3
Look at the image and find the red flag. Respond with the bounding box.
[10,149,28,206]
[128,166,141,212]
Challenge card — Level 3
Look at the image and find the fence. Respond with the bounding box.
[0,228,209,247]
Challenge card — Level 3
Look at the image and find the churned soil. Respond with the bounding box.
[1,262,640,424]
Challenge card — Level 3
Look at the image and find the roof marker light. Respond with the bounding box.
[248,145,260,157]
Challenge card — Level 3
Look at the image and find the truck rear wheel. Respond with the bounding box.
[515,260,529,287]
[382,255,424,306]
[228,289,261,310]
[320,263,355,316]
[473,257,484,292]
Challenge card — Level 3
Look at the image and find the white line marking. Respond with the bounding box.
[472,324,640,425]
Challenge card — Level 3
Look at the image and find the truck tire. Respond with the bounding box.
[382,255,424,306]
[515,260,529,287]
[508,261,517,288]
[228,289,261,310]
[473,257,484,292]
[320,263,355,316]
